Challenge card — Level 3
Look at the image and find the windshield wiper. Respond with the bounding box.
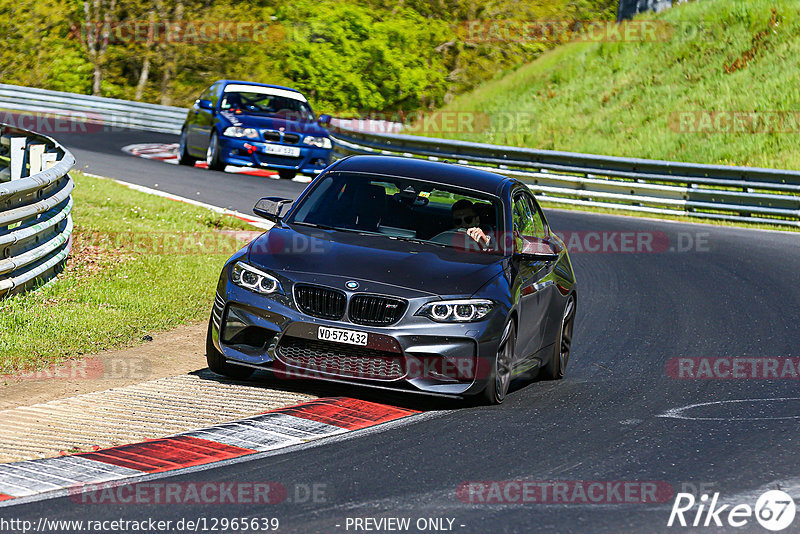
[291,221,377,236]
[387,235,447,248]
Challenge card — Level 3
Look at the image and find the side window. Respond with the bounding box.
[525,193,548,239]
[210,83,222,107]
[512,193,536,237]
[512,194,533,252]
[512,191,550,253]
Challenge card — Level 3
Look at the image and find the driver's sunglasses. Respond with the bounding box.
[453,215,476,225]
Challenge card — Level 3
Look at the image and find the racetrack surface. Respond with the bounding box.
[5,126,800,533]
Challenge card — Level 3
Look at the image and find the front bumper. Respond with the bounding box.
[210,272,508,397]
[217,135,331,175]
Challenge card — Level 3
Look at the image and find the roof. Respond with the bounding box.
[215,80,302,94]
[331,155,511,195]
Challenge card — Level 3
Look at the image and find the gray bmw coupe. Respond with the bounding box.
[207,155,577,404]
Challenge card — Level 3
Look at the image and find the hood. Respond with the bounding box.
[218,111,329,136]
[246,224,506,297]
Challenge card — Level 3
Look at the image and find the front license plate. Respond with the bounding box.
[263,144,301,157]
[317,326,368,346]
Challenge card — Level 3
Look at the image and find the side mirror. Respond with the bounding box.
[318,114,332,126]
[253,197,292,222]
[197,99,213,110]
[515,236,560,261]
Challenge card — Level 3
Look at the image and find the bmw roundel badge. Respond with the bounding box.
[345,280,359,290]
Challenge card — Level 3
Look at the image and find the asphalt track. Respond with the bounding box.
[3,126,800,533]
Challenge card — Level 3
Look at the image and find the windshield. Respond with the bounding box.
[220,90,315,121]
[286,172,505,254]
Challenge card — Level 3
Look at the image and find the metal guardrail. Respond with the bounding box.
[1,83,797,227]
[0,124,76,298]
[0,84,398,136]
[330,127,800,227]
[0,84,187,135]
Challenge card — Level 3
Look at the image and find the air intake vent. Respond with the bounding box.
[294,284,346,320]
[276,336,404,380]
[349,295,407,326]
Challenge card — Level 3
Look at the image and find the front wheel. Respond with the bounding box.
[206,131,225,171]
[206,322,254,380]
[480,320,516,405]
[177,127,196,166]
[543,294,575,380]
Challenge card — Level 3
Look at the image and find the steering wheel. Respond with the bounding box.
[430,228,484,250]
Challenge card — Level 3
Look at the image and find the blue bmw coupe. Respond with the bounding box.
[178,80,333,179]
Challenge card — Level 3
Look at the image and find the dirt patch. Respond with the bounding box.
[65,229,137,282]
[0,322,209,410]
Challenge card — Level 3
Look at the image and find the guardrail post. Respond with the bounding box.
[27,143,45,175]
[41,151,58,170]
[2,136,26,180]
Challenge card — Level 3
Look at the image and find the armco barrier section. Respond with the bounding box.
[2,83,797,226]
[330,127,800,227]
[0,123,76,297]
[0,84,187,135]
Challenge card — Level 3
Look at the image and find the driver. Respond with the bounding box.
[452,199,494,250]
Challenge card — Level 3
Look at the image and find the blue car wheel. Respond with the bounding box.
[206,131,225,171]
[178,128,196,166]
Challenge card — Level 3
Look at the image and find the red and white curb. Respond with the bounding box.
[0,397,418,504]
[121,143,311,182]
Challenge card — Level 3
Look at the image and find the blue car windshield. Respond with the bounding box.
[287,172,506,254]
[220,91,315,122]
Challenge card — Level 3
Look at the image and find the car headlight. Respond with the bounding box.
[416,299,493,322]
[223,127,259,139]
[302,136,332,149]
[231,261,282,294]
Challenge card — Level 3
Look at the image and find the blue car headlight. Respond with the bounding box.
[302,136,332,149]
[416,299,493,322]
[231,261,282,295]
[223,127,259,139]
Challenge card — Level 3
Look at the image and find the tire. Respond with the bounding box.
[278,170,296,180]
[480,320,516,405]
[205,322,254,380]
[205,131,225,171]
[543,294,576,380]
[177,127,197,166]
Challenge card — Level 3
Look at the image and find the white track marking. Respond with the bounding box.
[657,397,800,421]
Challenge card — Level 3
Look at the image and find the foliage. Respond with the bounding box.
[423,0,800,170]
[0,0,617,114]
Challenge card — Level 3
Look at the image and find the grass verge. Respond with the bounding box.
[0,171,257,375]
[427,0,800,170]
[399,0,800,232]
